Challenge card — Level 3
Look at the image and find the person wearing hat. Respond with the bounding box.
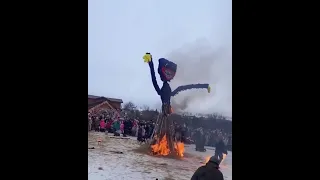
[191,156,224,180]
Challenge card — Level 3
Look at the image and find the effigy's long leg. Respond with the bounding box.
[159,114,167,143]
[166,116,175,152]
[150,113,164,146]
[150,112,176,153]
[150,114,161,142]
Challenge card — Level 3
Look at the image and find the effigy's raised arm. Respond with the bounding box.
[171,83,210,97]
[143,53,161,95]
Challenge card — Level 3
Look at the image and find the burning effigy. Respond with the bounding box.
[143,53,210,157]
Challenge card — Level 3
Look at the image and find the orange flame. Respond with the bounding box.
[151,134,185,157]
[151,134,170,156]
[174,141,184,157]
[204,156,211,164]
[220,153,227,164]
[203,154,227,164]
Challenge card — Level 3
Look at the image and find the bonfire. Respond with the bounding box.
[149,114,185,158]
[151,134,185,157]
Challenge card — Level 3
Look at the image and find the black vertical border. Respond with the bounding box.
[3,0,89,179]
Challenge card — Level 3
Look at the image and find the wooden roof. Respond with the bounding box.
[88,95,123,103]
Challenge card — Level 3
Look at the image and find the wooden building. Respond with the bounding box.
[88,95,123,112]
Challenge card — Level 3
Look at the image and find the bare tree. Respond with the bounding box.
[139,105,159,121]
[123,101,137,111]
[141,105,150,111]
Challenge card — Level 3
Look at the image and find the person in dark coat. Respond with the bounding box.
[124,120,130,135]
[148,124,154,139]
[137,125,144,142]
[195,129,201,151]
[145,125,150,139]
[215,138,228,161]
[191,156,224,180]
[181,126,186,143]
[195,128,206,151]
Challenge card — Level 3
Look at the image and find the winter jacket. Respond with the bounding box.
[191,160,224,180]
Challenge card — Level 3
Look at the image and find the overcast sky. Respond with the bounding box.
[88,0,232,117]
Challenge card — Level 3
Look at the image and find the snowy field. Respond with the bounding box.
[88,132,232,180]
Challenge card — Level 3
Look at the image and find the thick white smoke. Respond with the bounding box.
[167,39,232,117]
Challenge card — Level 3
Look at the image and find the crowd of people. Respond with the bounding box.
[88,110,156,142]
[170,122,232,148]
[88,108,230,180]
[88,109,232,150]
[191,128,231,146]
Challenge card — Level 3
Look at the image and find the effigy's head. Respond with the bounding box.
[158,58,177,82]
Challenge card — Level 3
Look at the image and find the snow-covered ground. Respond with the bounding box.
[88,132,232,180]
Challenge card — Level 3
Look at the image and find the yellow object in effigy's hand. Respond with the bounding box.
[143,53,152,63]
[207,85,211,93]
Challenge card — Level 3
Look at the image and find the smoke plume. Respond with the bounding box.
[168,38,232,117]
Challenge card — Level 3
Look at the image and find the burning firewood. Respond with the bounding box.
[149,113,184,157]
